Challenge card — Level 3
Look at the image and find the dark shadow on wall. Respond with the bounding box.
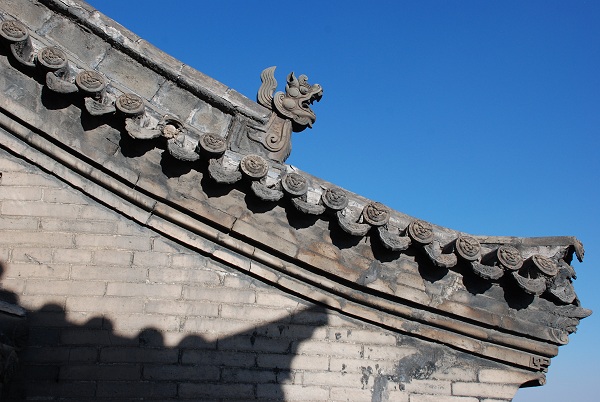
[0,267,329,400]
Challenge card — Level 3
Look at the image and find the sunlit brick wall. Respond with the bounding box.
[0,147,527,401]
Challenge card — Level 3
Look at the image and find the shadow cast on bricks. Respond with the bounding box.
[0,261,329,400]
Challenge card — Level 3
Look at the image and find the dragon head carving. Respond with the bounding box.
[257,67,323,132]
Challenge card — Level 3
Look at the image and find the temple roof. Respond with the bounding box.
[0,0,591,379]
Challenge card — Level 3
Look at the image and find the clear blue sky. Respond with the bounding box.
[86,1,600,400]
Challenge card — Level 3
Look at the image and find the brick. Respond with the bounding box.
[478,369,540,384]
[21,380,96,398]
[20,346,70,363]
[0,247,8,262]
[60,364,141,380]
[330,358,390,375]
[26,280,105,296]
[303,371,364,388]
[145,300,219,317]
[179,383,254,399]
[404,379,451,395]
[0,155,31,172]
[327,328,398,345]
[330,387,383,401]
[222,274,255,288]
[66,296,145,314]
[206,259,235,273]
[257,384,329,401]
[93,250,134,266]
[133,251,170,267]
[96,381,177,398]
[181,349,255,367]
[21,365,60,381]
[75,262,146,282]
[40,218,116,234]
[218,335,292,354]
[171,252,207,268]
[100,347,179,364]
[52,249,93,264]
[28,311,102,329]
[253,323,328,341]
[0,216,39,230]
[182,317,255,336]
[11,248,53,264]
[148,267,220,284]
[363,344,418,361]
[294,341,363,358]
[255,292,302,308]
[289,309,330,325]
[76,234,150,251]
[452,382,520,399]
[0,231,73,247]
[26,326,60,346]
[410,395,478,402]
[222,367,282,384]
[220,304,290,323]
[42,187,87,204]
[116,219,150,236]
[68,346,99,362]
[60,329,114,346]
[79,205,119,221]
[258,354,329,371]
[7,262,69,279]
[143,364,220,381]
[183,286,255,303]
[0,186,42,200]
[430,367,477,382]
[152,237,183,252]
[0,172,62,187]
[0,277,26,295]
[1,200,80,218]
[104,314,180,332]
[106,282,181,298]
[18,295,66,311]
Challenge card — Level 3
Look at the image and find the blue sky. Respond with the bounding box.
[86,1,600,400]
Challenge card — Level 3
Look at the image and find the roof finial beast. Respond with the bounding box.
[257,66,323,132]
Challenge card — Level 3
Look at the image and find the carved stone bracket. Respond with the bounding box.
[208,157,242,184]
[362,202,390,227]
[251,181,284,202]
[377,226,411,252]
[321,187,349,211]
[281,173,309,197]
[337,208,370,237]
[198,133,227,156]
[497,245,523,271]
[424,241,458,268]
[455,236,481,261]
[471,261,504,280]
[407,220,435,245]
[240,154,269,180]
[1,20,35,67]
[39,47,77,93]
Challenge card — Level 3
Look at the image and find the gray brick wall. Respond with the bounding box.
[0,148,533,400]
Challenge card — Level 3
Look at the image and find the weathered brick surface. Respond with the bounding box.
[0,121,530,401]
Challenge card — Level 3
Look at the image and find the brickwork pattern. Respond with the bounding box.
[0,148,527,400]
